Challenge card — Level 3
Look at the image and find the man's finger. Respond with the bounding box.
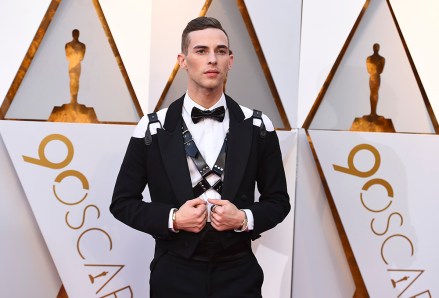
[208,199,228,206]
[188,198,206,206]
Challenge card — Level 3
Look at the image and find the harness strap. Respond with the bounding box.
[181,120,228,197]
[144,112,162,145]
[252,109,266,138]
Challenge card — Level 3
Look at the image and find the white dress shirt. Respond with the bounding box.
[168,93,254,231]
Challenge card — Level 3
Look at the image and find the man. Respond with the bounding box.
[110,16,290,297]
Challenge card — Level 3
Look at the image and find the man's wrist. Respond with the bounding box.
[168,208,179,233]
[172,208,179,231]
[237,209,248,232]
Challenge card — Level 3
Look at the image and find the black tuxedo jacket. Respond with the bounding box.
[110,95,290,258]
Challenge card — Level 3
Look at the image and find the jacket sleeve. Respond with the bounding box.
[249,130,290,237]
[110,136,176,239]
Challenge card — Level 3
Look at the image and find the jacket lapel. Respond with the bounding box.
[221,95,253,202]
[157,96,194,205]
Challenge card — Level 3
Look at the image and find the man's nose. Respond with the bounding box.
[208,52,217,64]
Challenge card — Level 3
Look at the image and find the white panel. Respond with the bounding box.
[0,0,51,104]
[309,0,434,133]
[99,0,152,115]
[293,129,355,298]
[5,0,139,122]
[1,121,153,297]
[253,130,297,298]
[244,0,302,128]
[310,129,438,297]
[0,132,61,298]
[298,0,365,126]
[390,0,439,126]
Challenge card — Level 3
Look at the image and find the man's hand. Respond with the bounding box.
[174,198,207,233]
[208,199,245,231]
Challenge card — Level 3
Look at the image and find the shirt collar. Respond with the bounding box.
[183,92,227,115]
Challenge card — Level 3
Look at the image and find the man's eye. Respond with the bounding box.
[217,49,227,54]
[196,49,206,54]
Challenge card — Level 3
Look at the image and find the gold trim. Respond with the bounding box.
[237,0,291,130]
[199,0,213,16]
[57,285,68,298]
[154,63,182,113]
[154,0,213,112]
[386,0,439,134]
[2,118,48,122]
[274,127,291,132]
[4,117,136,125]
[98,121,136,125]
[305,130,369,297]
[93,0,143,118]
[302,0,370,129]
[0,0,61,118]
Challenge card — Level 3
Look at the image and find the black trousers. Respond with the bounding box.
[149,251,264,298]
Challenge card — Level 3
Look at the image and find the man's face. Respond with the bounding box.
[178,28,234,94]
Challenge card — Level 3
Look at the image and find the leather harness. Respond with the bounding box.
[144,108,266,197]
[181,120,227,197]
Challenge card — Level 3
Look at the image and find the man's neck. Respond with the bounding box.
[187,88,223,109]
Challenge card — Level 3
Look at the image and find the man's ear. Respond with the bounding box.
[228,53,234,70]
[177,53,187,69]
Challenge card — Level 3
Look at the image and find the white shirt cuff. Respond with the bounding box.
[168,208,179,233]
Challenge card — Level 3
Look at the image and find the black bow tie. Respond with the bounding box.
[191,106,225,124]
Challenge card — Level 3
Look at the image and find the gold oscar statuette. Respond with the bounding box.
[350,43,395,132]
[48,29,98,123]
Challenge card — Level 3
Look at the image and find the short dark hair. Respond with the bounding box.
[181,16,229,54]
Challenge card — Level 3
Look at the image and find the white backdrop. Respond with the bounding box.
[310,130,438,297]
[2,0,439,297]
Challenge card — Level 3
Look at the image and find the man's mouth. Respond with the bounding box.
[205,69,219,75]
